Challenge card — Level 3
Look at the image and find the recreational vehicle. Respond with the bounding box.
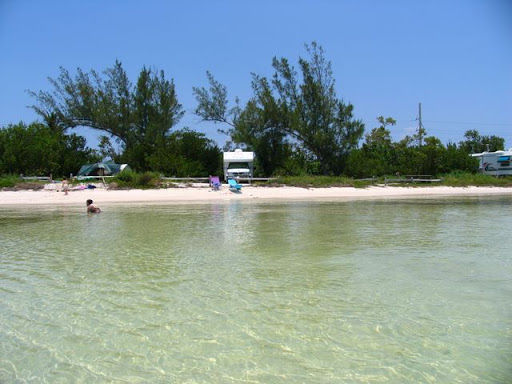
[223,149,254,181]
[471,149,512,176]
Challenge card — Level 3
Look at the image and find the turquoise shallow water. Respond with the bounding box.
[0,197,511,383]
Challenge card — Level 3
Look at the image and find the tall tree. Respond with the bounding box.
[28,61,184,171]
[270,42,365,174]
[194,42,365,176]
[232,76,291,176]
[194,71,291,176]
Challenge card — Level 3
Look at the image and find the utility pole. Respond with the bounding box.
[417,102,426,147]
[418,103,422,133]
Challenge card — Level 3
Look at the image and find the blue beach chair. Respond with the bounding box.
[227,178,242,191]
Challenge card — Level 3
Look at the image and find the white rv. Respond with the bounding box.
[471,149,512,176]
[223,149,254,180]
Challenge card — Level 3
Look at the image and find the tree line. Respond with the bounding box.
[0,42,505,178]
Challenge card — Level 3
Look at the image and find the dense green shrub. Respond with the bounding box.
[136,172,161,188]
[440,172,512,187]
[114,170,136,184]
[0,175,18,188]
[0,122,99,176]
[110,171,161,189]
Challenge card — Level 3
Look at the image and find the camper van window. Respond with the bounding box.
[498,156,510,167]
[228,162,249,169]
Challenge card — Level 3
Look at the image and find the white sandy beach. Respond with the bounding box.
[0,184,511,206]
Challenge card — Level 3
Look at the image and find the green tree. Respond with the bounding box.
[193,71,240,134]
[233,78,292,176]
[347,116,396,178]
[270,42,365,175]
[145,129,222,177]
[419,136,444,175]
[440,142,478,173]
[194,71,291,177]
[28,61,184,171]
[346,121,493,177]
[459,130,505,153]
[97,135,121,162]
[365,116,395,147]
[0,122,98,176]
[194,42,365,176]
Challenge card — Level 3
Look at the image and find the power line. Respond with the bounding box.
[422,120,511,126]
[360,118,511,127]
[362,119,512,131]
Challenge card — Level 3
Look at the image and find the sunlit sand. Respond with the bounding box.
[1,184,511,206]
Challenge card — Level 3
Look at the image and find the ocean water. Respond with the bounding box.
[0,197,511,383]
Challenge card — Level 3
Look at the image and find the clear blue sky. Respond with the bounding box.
[1,0,511,149]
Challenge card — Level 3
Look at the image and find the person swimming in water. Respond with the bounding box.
[86,199,101,213]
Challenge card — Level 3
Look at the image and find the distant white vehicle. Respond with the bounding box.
[471,149,512,176]
[223,149,255,181]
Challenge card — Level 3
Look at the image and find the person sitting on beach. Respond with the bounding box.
[86,199,101,213]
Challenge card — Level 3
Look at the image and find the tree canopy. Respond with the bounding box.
[0,122,99,176]
[346,119,484,178]
[194,42,365,176]
[458,130,505,154]
[28,61,185,171]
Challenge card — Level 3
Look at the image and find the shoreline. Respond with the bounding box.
[1,185,512,206]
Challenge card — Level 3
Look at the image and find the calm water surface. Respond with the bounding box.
[0,197,511,383]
